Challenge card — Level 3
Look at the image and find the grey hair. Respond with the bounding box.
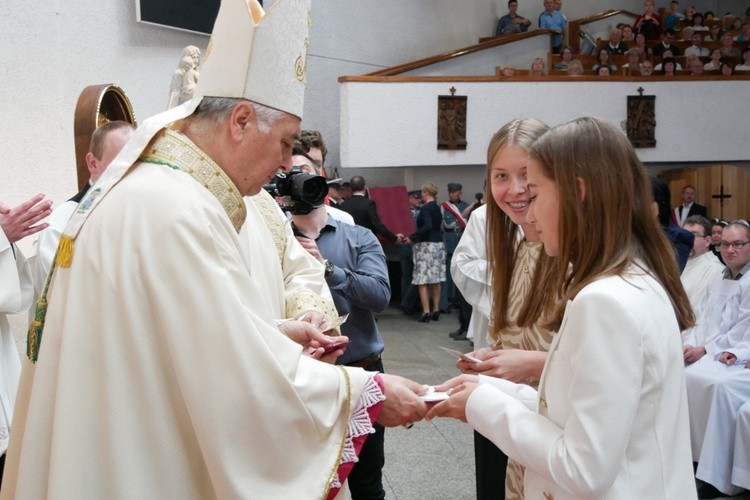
[190,97,287,134]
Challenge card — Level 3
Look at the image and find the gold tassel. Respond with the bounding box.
[27,295,47,363]
[57,235,74,268]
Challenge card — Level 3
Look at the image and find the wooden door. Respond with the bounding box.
[659,165,750,221]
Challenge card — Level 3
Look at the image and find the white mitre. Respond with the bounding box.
[195,0,311,119]
[56,0,312,260]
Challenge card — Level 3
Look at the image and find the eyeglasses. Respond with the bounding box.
[719,241,750,249]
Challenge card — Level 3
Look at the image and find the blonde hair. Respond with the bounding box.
[421,182,438,197]
[485,118,556,331]
[529,117,694,331]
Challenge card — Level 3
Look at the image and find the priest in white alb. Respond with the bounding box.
[680,215,724,310]
[0,1,428,498]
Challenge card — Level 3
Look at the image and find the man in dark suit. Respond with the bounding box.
[340,176,404,244]
[673,185,708,227]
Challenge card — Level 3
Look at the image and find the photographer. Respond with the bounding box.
[290,151,391,500]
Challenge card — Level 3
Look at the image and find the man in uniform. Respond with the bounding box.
[440,183,469,317]
[1,1,427,498]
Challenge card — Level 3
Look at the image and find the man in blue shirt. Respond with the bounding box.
[539,0,567,53]
[292,179,391,500]
[495,0,531,36]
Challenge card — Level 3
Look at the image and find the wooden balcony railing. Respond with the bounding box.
[364,29,553,77]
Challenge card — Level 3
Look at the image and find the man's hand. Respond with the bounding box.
[278,319,346,348]
[719,351,737,365]
[298,311,339,336]
[395,233,405,244]
[684,345,706,364]
[0,194,53,244]
[295,236,324,263]
[425,381,480,423]
[375,373,429,427]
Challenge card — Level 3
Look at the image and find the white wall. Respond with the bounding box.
[341,79,750,165]
[1,0,731,250]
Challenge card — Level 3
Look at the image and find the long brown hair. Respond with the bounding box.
[529,117,695,331]
[486,118,556,332]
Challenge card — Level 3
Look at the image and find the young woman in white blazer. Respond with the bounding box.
[428,117,697,499]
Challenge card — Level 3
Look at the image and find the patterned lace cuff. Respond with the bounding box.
[328,373,385,498]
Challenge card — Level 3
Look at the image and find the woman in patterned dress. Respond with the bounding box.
[409,182,446,322]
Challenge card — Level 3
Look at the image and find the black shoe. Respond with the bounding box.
[453,334,469,341]
[449,329,467,339]
[696,480,723,499]
[431,311,440,321]
[417,313,430,323]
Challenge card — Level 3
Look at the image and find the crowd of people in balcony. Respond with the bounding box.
[493,1,750,78]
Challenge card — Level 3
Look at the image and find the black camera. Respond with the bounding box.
[263,168,329,215]
[475,192,484,201]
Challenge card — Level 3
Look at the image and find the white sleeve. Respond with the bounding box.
[450,206,491,319]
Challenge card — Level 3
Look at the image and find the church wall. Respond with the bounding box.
[1,0,728,256]
[340,79,750,197]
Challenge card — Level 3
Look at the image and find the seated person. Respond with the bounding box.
[720,59,735,75]
[735,49,750,71]
[654,49,683,70]
[634,32,654,58]
[622,24,635,42]
[553,45,574,69]
[596,66,611,76]
[605,28,628,54]
[685,32,710,57]
[622,47,642,71]
[690,11,709,31]
[653,28,681,57]
[679,26,694,43]
[566,59,583,75]
[529,57,546,75]
[660,57,678,75]
[721,33,742,58]
[705,22,723,42]
[495,0,531,36]
[709,218,728,263]
[681,215,724,311]
[640,59,655,75]
[684,226,750,496]
[688,55,706,75]
[737,22,750,43]
[500,63,516,77]
[704,48,723,70]
[592,48,617,72]
[683,221,750,366]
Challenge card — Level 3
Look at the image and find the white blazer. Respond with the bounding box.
[466,265,697,499]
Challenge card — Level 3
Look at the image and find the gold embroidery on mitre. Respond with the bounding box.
[295,38,310,82]
[139,129,247,232]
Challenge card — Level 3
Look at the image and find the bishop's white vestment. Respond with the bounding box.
[1,130,381,500]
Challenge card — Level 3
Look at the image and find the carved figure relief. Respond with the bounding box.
[627,88,656,148]
[437,88,467,150]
